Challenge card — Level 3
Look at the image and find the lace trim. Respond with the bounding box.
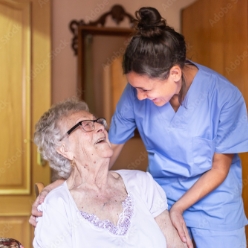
[80,195,133,236]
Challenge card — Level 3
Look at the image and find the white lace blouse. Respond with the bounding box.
[33,170,168,248]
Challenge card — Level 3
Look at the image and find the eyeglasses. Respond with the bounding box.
[60,117,107,141]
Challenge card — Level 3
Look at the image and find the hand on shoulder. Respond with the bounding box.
[29,179,65,227]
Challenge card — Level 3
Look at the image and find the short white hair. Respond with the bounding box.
[34,99,89,179]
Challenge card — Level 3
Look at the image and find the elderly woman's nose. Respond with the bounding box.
[95,122,104,132]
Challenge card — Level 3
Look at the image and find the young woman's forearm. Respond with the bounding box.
[109,143,125,168]
[172,153,233,212]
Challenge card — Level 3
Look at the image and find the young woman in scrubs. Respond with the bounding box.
[108,7,248,248]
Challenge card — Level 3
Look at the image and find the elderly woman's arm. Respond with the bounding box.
[134,171,192,248]
[29,179,65,226]
[155,210,192,248]
[33,190,72,248]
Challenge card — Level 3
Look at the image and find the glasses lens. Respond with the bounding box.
[82,121,94,131]
[97,118,107,129]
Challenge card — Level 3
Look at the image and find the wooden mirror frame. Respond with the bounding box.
[69,5,141,137]
[69,4,135,100]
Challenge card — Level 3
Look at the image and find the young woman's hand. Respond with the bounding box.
[155,209,190,248]
[169,206,193,248]
[29,189,50,227]
[29,179,65,227]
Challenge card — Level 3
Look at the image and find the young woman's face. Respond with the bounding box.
[126,68,181,107]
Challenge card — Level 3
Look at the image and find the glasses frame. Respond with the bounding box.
[59,117,107,141]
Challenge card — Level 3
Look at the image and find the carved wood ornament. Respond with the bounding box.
[69,4,135,55]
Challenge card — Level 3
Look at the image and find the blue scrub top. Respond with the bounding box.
[109,62,248,231]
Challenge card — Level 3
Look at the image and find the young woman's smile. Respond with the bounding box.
[126,69,181,107]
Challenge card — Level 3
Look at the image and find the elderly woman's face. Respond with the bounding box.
[61,111,113,162]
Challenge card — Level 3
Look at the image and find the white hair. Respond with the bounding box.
[34,99,89,179]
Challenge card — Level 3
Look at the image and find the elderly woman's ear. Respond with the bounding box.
[56,144,74,161]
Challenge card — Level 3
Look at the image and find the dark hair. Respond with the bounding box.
[123,7,187,102]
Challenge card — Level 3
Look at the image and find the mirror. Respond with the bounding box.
[69,5,135,125]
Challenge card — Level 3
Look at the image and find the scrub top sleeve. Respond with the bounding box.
[215,88,248,154]
[109,84,137,144]
[138,172,168,217]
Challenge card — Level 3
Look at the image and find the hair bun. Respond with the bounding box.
[135,7,166,37]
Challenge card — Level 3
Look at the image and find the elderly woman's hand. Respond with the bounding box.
[169,206,193,248]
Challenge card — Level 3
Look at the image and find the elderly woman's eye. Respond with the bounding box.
[83,121,92,127]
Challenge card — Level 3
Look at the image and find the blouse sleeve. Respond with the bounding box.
[33,192,72,248]
[135,171,168,217]
[215,86,248,154]
[108,84,137,144]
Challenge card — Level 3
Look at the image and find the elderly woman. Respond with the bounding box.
[32,99,187,248]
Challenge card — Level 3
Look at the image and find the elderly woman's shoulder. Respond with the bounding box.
[111,169,153,183]
[37,182,71,219]
[44,182,69,204]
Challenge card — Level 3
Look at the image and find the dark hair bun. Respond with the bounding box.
[135,7,166,37]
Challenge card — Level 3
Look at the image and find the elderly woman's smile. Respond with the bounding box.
[95,136,106,144]
[61,111,113,161]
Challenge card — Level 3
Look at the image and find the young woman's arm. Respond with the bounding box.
[109,143,125,168]
[169,153,233,244]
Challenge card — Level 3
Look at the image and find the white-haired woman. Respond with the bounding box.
[32,99,188,248]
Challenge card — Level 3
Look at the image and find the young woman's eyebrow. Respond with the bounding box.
[136,87,149,90]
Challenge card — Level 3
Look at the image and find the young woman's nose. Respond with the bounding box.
[137,91,147,101]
